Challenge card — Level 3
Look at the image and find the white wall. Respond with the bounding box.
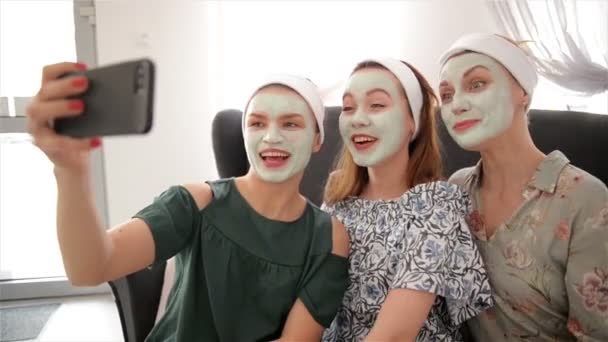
[95,0,216,226]
[95,0,498,226]
[392,0,499,87]
[210,0,498,108]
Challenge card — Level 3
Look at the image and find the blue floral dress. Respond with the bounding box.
[322,181,493,341]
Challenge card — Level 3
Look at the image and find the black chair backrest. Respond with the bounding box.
[212,107,608,203]
[438,108,608,183]
[108,262,167,342]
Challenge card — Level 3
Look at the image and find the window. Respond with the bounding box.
[0,0,108,300]
[528,0,608,114]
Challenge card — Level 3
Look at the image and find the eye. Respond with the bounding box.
[371,103,386,109]
[284,121,300,128]
[471,80,486,90]
[342,105,354,112]
[440,92,453,103]
[249,121,264,128]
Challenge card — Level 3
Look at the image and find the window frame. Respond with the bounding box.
[0,0,110,300]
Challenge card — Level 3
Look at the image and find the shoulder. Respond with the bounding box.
[410,181,470,210]
[407,181,472,234]
[321,194,354,220]
[308,202,349,257]
[558,165,608,227]
[447,166,477,187]
[330,218,349,258]
[181,182,213,210]
[558,164,608,201]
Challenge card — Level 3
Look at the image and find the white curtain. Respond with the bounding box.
[488,0,608,96]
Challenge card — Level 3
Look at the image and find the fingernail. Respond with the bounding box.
[72,78,87,88]
[68,100,84,110]
[90,138,102,148]
[75,62,87,70]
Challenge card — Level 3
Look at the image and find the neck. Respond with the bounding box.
[479,124,545,192]
[363,149,410,200]
[236,170,305,220]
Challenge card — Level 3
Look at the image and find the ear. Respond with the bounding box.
[311,132,322,153]
[522,92,530,110]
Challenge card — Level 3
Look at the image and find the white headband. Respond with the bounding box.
[243,74,326,144]
[439,33,538,96]
[358,58,424,139]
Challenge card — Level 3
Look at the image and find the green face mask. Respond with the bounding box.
[243,91,316,183]
[339,71,409,167]
[440,53,514,149]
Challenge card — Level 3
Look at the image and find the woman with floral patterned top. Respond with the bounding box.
[438,32,608,341]
[321,58,493,342]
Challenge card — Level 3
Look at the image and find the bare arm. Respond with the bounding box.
[277,218,350,341]
[55,169,212,286]
[365,289,436,342]
[28,63,216,286]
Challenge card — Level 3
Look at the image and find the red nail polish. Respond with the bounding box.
[68,100,84,110]
[72,78,87,88]
[90,138,102,148]
[75,62,88,70]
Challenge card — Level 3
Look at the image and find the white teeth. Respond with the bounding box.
[260,151,289,158]
[353,136,376,143]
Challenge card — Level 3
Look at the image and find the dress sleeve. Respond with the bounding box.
[133,186,201,263]
[391,181,493,325]
[564,177,608,341]
[297,211,349,327]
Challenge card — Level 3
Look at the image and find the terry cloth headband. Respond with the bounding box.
[243,74,326,144]
[439,33,538,96]
[358,58,424,139]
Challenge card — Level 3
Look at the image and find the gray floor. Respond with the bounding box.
[0,294,122,342]
[0,303,59,341]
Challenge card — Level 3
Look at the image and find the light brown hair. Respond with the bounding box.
[324,61,443,205]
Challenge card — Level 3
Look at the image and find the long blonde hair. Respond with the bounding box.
[324,61,443,205]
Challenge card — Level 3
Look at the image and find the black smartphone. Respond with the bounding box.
[54,58,155,138]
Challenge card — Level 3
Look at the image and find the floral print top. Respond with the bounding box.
[450,151,608,341]
[321,181,493,342]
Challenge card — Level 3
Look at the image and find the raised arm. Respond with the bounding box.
[27,62,212,285]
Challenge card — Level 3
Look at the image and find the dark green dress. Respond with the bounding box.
[134,178,348,342]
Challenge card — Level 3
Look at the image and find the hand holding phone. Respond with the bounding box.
[54,58,155,137]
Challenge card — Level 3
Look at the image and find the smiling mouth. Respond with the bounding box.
[453,119,481,132]
[351,134,378,151]
[259,149,291,168]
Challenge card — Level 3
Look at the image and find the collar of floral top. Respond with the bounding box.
[465,150,571,194]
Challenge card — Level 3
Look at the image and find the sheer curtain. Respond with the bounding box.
[488,0,608,112]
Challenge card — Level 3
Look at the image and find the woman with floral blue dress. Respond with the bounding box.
[322,58,493,342]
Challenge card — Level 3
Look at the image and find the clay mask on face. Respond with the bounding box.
[244,91,315,183]
[440,53,514,149]
[339,71,409,167]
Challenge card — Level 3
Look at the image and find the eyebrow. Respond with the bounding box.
[463,65,490,78]
[366,88,390,97]
[343,88,391,100]
[248,113,267,119]
[280,113,305,120]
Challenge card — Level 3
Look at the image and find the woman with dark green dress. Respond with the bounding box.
[26,63,349,341]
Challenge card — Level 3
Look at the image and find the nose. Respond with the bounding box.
[262,123,284,144]
[451,94,471,116]
[351,108,371,128]
[452,106,467,116]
